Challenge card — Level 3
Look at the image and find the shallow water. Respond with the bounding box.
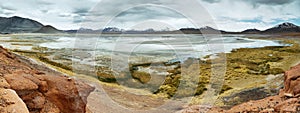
[40,34,286,60]
[0,34,288,66]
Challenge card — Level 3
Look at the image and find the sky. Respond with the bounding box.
[0,0,299,31]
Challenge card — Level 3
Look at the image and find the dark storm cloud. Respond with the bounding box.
[201,0,221,3]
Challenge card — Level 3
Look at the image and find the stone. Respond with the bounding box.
[283,64,300,97]
[0,77,10,89]
[0,88,29,113]
[4,74,39,91]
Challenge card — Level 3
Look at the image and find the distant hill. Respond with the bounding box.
[200,26,223,34]
[34,25,63,34]
[179,26,223,34]
[262,22,300,34]
[0,16,43,33]
[65,28,103,34]
[241,29,261,34]
[179,23,300,34]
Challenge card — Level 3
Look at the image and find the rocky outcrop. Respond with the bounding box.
[283,64,300,97]
[0,46,95,113]
[180,63,300,113]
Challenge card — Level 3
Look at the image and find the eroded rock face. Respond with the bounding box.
[283,64,300,97]
[0,46,95,113]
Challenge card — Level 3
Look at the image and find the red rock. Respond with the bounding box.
[0,89,29,113]
[0,46,95,113]
[274,98,299,112]
[283,64,300,97]
[43,75,95,113]
[18,91,45,109]
[4,74,39,90]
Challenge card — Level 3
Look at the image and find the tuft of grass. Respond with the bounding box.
[132,71,151,84]
[37,55,72,71]
[220,84,233,94]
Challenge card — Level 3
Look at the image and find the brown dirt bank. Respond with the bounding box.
[0,46,95,113]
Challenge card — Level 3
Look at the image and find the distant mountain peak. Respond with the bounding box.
[274,22,298,29]
[262,22,300,34]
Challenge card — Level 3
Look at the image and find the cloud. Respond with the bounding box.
[0,5,16,11]
[115,6,184,21]
[0,0,299,31]
[201,0,221,3]
[36,0,53,5]
[0,4,16,16]
[202,0,295,5]
[250,0,295,6]
[40,9,49,13]
[108,6,195,30]
[73,8,90,16]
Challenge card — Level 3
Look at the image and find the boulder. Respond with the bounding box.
[0,88,29,113]
[283,64,300,97]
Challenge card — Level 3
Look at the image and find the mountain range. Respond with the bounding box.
[0,16,300,34]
